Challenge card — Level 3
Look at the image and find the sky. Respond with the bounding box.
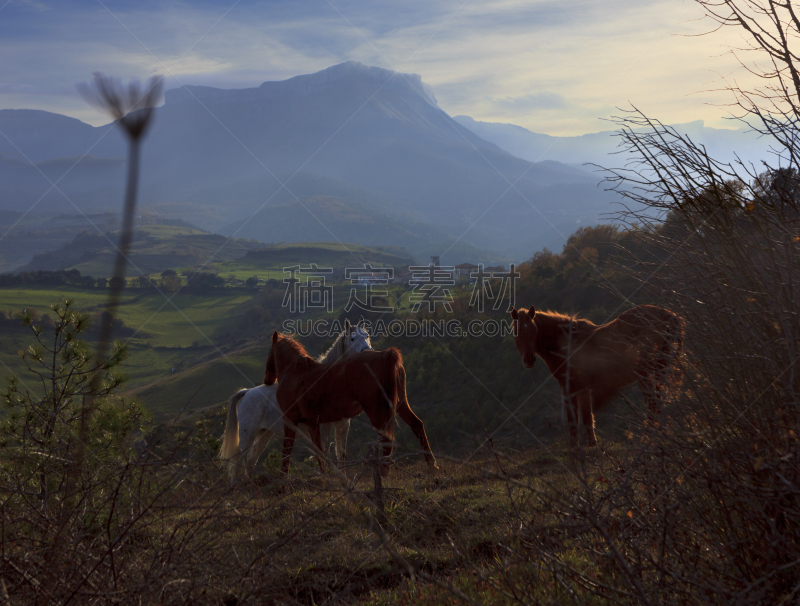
[0,0,755,135]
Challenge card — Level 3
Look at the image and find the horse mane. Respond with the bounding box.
[536,309,589,324]
[276,337,319,375]
[533,309,597,352]
[317,330,346,363]
[279,335,311,358]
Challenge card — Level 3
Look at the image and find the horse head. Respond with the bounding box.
[511,306,538,369]
[344,316,372,355]
[266,330,314,384]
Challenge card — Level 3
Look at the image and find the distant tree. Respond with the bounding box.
[245,276,258,289]
[184,272,224,293]
[0,269,99,288]
[133,275,151,290]
[161,270,181,292]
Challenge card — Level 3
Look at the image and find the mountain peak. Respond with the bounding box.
[164,62,438,106]
[263,61,438,106]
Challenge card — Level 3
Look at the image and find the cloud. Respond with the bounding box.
[491,91,569,113]
[0,0,762,133]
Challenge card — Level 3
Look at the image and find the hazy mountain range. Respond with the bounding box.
[453,115,772,170]
[0,61,773,268]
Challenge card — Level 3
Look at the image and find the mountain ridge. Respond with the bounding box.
[0,62,623,262]
[453,114,770,169]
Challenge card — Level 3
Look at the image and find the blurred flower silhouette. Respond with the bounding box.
[76,72,163,443]
[78,72,163,140]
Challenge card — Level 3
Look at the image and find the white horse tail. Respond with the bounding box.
[220,389,248,461]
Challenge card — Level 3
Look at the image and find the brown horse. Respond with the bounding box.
[510,304,684,446]
[264,331,438,475]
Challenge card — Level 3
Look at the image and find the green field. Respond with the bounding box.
[0,285,260,411]
[128,345,266,419]
[0,286,252,347]
[0,281,425,421]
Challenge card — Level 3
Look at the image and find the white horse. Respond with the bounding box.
[219,318,372,482]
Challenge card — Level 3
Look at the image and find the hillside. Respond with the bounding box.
[242,241,415,267]
[219,196,508,265]
[15,223,263,276]
[0,212,202,274]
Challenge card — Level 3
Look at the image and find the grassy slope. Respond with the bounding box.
[14,225,422,286]
[214,242,414,282]
[0,286,256,401]
[63,226,263,277]
[128,345,266,420]
[125,444,592,605]
[0,286,251,347]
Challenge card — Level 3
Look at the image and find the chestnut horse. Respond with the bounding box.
[264,331,438,475]
[510,304,684,446]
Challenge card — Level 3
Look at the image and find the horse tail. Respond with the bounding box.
[383,348,403,440]
[219,389,247,461]
[397,363,409,409]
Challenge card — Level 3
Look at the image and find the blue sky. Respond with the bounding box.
[0,0,747,134]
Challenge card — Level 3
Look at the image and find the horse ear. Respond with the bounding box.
[359,315,365,328]
[272,330,279,344]
[510,308,519,320]
[530,305,536,315]
[344,318,351,331]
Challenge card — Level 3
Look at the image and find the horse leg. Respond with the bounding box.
[246,429,273,477]
[281,423,297,474]
[361,406,394,476]
[580,392,597,446]
[396,400,438,471]
[334,419,350,462]
[379,433,393,477]
[235,427,256,482]
[319,423,333,459]
[307,422,326,474]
